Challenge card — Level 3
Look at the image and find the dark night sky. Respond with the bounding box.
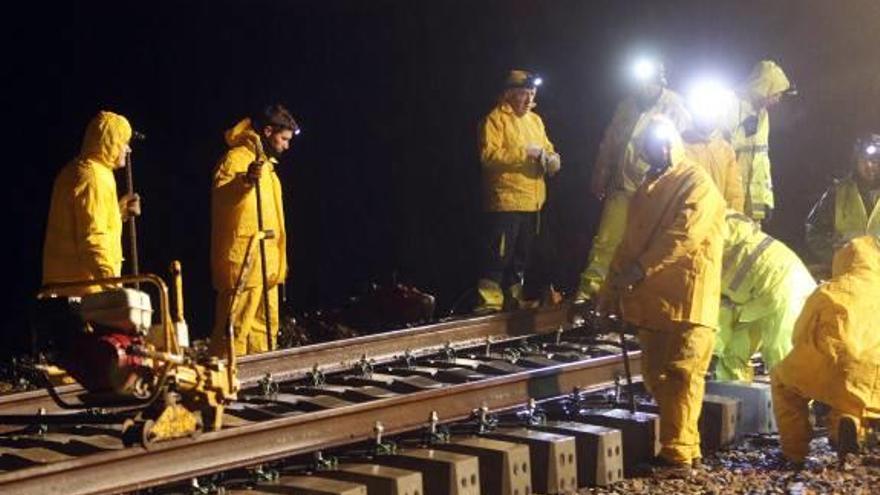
[5,0,879,356]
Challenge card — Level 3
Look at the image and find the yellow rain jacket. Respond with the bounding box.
[683,130,745,213]
[211,118,287,290]
[43,111,132,294]
[479,103,555,212]
[715,212,815,381]
[602,151,725,464]
[728,61,790,221]
[605,160,727,331]
[772,236,880,462]
[834,177,880,241]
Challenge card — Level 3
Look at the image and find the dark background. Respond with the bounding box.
[5,0,879,357]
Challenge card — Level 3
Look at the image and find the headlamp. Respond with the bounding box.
[687,79,735,122]
[652,121,677,143]
[633,58,657,82]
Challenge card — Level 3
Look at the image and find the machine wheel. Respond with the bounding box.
[121,419,156,448]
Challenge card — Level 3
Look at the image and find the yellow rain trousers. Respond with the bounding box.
[714,213,816,381]
[771,236,880,462]
[578,89,691,299]
[209,118,287,357]
[728,61,790,222]
[602,156,726,464]
[476,103,554,312]
[43,111,132,296]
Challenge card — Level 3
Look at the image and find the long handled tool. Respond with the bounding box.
[124,154,139,277]
[125,131,146,288]
[252,136,274,352]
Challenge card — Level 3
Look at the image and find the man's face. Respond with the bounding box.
[856,156,880,187]
[115,143,132,168]
[635,82,663,103]
[263,127,294,156]
[758,92,782,109]
[506,88,535,116]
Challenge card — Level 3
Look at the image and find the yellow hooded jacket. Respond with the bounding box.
[479,103,554,212]
[606,158,727,331]
[728,60,791,220]
[43,111,132,294]
[773,236,880,420]
[211,119,287,290]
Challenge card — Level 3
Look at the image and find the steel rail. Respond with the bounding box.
[0,303,588,416]
[0,350,640,495]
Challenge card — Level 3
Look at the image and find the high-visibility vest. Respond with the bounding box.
[834,178,880,242]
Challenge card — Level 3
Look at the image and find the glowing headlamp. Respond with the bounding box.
[867,144,878,156]
[633,58,657,81]
[687,79,735,122]
[531,76,543,87]
[652,121,677,142]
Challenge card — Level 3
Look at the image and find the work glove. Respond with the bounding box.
[119,193,141,221]
[525,144,543,161]
[542,152,561,177]
[609,263,644,292]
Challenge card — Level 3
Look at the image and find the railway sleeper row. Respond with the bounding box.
[149,378,758,495]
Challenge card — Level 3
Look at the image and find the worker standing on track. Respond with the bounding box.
[209,104,298,357]
[805,133,880,274]
[43,111,141,296]
[577,57,691,301]
[725,60,795,224]
[771,235,880,464]
[600,117,726,474]
[714,212,815,381]
[474,70,561,314]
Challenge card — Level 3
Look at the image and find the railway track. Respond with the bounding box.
[0,303,644,494]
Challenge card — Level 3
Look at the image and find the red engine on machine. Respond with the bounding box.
[59,330,153,399]
[35,289,158,400]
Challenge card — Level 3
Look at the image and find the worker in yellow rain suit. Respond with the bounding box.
[43,111,141,296]
[475,70,561,313]
[771,235,880,463]
[805,133,880,273]
[682,79,745,212]
[600,118,726,471]
[577,58,691,300]
[714,212,815,381]
[209,104,298,356]
[725,60,795,223]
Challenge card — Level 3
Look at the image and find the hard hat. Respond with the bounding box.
[505,70,543,89]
